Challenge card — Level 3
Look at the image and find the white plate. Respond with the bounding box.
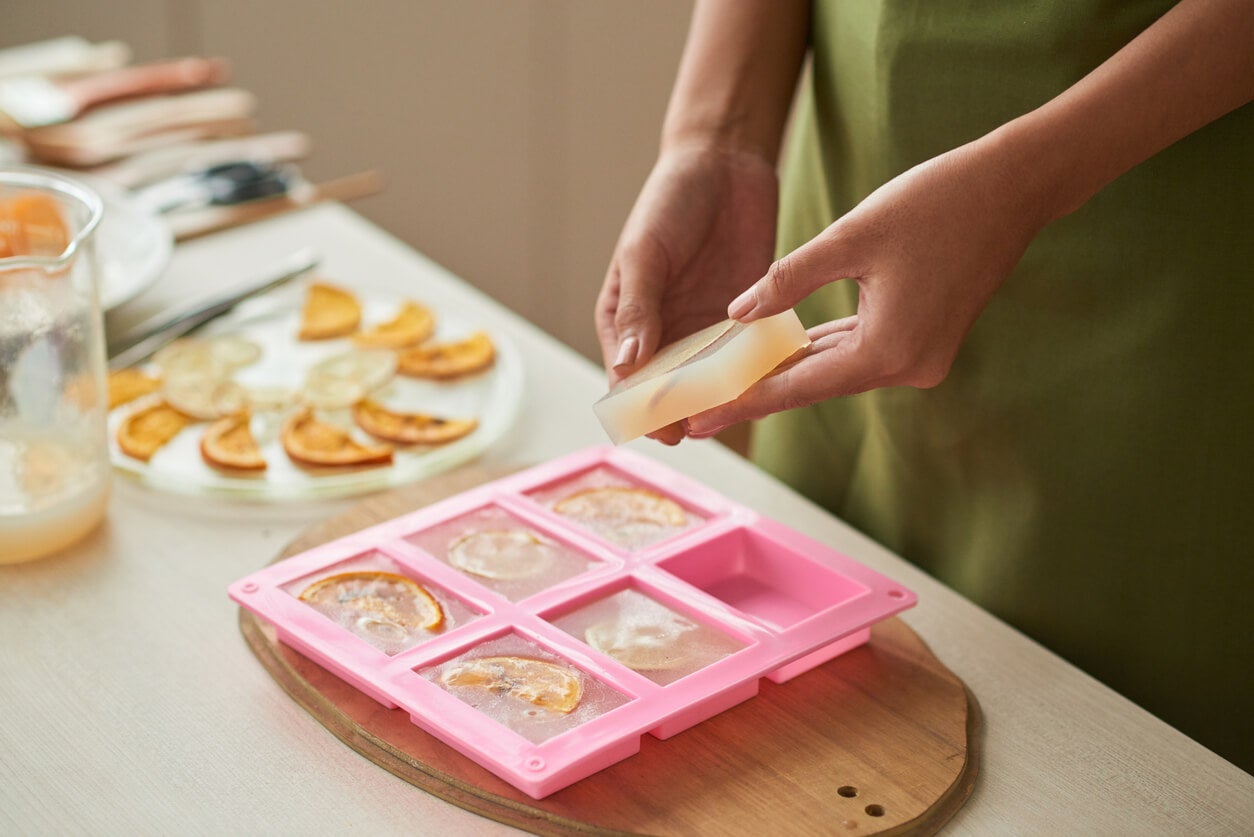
[107,287,524,501]
[86,175,174,310]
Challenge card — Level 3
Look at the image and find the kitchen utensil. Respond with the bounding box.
[0,57,229,129]
[242,468,975,834]
[133,160,296,214]
[106,247,318,369]
[87,131,311,188]
[166,170,384,241]
[0,37,130,81]
[21,88,256,167]
[228,446,919,798]
[0,167,109,563]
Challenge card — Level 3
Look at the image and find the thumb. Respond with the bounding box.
[726,227,856,322]
[608,240,668,373]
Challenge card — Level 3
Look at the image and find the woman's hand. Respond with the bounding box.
[596,143,779,443]
[684,138,1048,438]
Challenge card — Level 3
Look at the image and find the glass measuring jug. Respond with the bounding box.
[1,168,109,563]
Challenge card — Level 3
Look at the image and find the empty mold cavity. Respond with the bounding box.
[283,550,481,656]
[548,585,749,686]
[526,465,704,550]
[657,528,869,630]
[404,504,598,602]
[419,632,632,744]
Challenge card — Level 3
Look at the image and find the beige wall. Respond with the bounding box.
[3,1,694,365]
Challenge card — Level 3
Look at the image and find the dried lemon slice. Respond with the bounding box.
[299,571,444,633]
[298,282,361,340]
[280,406,393,467]
[300,376,366,410]
[446,529,555,580]
[200,411,266,471]
[116,401,195,462]
[303,348,397,405]
[107,368,161,409]
[353,300,436,349]
[440,656,583,714]
[554,486,687,528]
[352,399,478,445]
[163,376,248,421]
[396,331,495,379]
[586,617,695,672]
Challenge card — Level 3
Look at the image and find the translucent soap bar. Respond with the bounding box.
[594,309,810,445]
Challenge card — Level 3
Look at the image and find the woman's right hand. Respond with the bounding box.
[595,143,779,443]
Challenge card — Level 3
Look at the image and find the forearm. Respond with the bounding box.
[660,0,810,162]
[993,0,1254,224]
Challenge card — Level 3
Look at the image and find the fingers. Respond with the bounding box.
[607,239,669,374]
[685,326,887,437]
[727,225,858,322]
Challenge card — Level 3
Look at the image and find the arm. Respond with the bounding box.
[686,0,1254,436]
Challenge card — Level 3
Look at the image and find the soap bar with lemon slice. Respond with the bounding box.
[594,309,810,445]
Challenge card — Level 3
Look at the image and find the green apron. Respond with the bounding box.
[754,0,1253,770]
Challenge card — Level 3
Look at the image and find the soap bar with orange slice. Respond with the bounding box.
[353,300,436,349]
[299,571,445,633]
[594,309,811,445]
[352,399,477,446]
[116,401,195,462]
[555,486,687,528]
[280,406,393,468]
[439,656,583,714]
[298,282,362,340]
[397,331,495,379]
[200,411,266,471]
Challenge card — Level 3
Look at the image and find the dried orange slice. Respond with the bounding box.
[298,282,361,340]
[116,401,195,462]
[446,529,555,580]
[554,486,687,528]
[0,192,70,258]
[352,399,477,445]
[586,617,695,672]
[200,411,266,471]
[280,406,393,467]
[396,331,495,379]
[107,368,162,409]
[440,656,583,714]
[299,571,444,633]
[353,300,436,349]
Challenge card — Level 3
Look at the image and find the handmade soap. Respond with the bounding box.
[594,309,810,445]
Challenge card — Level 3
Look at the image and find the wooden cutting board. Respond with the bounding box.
[238,465,980,835]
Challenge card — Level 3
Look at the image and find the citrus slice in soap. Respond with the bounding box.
[116,401,195,462]
[299,571,444,633]
[200,411,266,471]
[439,656,583,714]
[352,399,478,445]
[298,282,361,340]
[107,368,162,409]
[554,486,687,528]
[0,191,70,258]
[280,406,393,467]
[586,616,695,672]
[353,300,436,349]
[446,529,556,580]
[397,331,495,379]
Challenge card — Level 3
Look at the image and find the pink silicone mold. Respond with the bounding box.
[228,446,917,798]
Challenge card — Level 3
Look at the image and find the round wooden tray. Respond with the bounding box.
[239,466,981,835]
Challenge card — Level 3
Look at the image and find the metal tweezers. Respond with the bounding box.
[106,248,319,370]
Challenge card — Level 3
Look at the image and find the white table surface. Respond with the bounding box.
[2,204,1250,835]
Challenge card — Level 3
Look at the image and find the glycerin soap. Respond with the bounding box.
[594,309,810,444]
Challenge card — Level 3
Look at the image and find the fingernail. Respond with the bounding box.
[686,420,725,439]
[613,335,639,369]
[727,288,756,320]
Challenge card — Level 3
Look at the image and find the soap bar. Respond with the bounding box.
[594,309,811,444]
